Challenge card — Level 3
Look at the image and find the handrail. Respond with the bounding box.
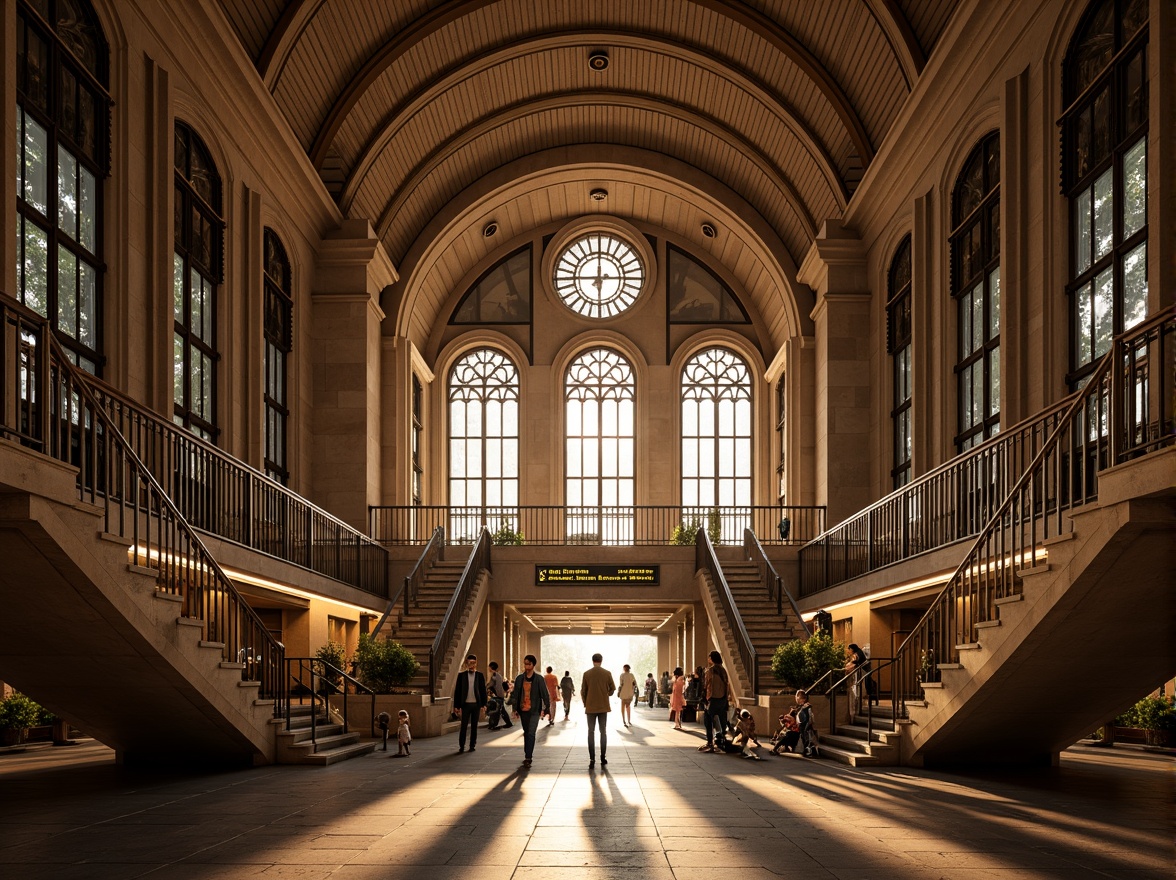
[285,657,377,746]
[370,526,445,641]
[0,303,288,719]
[892,308,1176,721]
[83,365,388,598]
[429,528,491,698]
[370,503,826,547]
[695,529,757,695]
[797,380,1100,596]
[743,527,809,633]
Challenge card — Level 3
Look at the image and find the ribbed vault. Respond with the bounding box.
[216,0,962,344]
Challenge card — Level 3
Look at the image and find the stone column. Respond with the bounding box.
[311,220,396,532]
[797,221,872,524]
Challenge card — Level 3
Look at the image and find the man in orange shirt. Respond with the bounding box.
[543,666,560,727]
[510,655,550,768]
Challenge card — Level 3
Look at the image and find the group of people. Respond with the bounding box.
[444,648,827,768]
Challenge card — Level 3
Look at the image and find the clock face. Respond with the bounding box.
[553,233,644,318]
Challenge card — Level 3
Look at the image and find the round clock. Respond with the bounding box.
[553,233,644,318]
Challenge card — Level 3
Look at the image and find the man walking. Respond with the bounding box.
[581,653,616,768]
[452,653,487,753]
[510,654,550,768]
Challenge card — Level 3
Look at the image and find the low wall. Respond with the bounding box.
[330,694,454,739]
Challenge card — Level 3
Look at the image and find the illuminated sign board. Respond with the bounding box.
[536,565,659,585]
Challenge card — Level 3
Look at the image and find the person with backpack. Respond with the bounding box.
[486,661,513,730]
[698,651,729,753]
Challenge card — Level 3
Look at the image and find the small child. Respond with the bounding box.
[734,709,761,759]
[395,709,412,757]
[795,689,819,758]
[770,708,800,755]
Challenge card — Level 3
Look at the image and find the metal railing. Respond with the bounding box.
[429,528,492,698]
[796,388,1121,597]
[370,504,826,546]
[892,308,1175,720]
[285,657,376,749]
[696,529,757,695]
[371,526,446,640]
[743,527,808,630]
[0,294,286,717]
[92,383,388,598]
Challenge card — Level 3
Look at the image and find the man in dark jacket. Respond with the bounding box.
[452,653,487,753]
[510,654,550,767]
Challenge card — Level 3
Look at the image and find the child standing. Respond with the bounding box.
[395,709,412,757]
[734,709,762,759]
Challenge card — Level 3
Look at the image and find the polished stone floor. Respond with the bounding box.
[0,705,1172,880]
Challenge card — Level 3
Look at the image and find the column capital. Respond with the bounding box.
[797,220,867,298]
[316,219,399,306]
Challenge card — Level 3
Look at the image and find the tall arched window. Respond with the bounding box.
[887,237,913,488]
[951,133,1001,451]
[565,348,635,543]
[681,347,752,542]
[263,229,291,483]
[16,0,110,373]
[1061,0,1148,387]
[173,122,223,441]
[449,349,519,538]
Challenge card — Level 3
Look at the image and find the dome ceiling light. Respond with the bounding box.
[589,188,608,201]
[588,50,609,71]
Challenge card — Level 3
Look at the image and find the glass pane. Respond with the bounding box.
[58,249,77,336]
[450,439,466,478]
[988,347,1000,419]
[1123,242,1147,330]
[78,165,96,252]
[190,268,203,340]
[1074,187,1092,275]
[173,332,184,407]
[465,440,481,478]
[1093,168,1113,261]
[486,439,501,477]
[566,439,581,477]
[24,222,49,316]
[988,266,1001,340]
[173,253,185,322]
[23,113,49,214]
[58,146,78,238]
[78,260,96,347]
[1093,266,1113,359]
[683,439,698,479]
[1076,281,1093,367]
[971,283,983,350]
[503,439,518,477]
[15,218,23,296]
[973,363,984,426]
[1123,139,1146,238]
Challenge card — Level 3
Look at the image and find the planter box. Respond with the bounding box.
[330,693,454,740]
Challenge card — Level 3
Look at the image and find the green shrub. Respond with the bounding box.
[353,633,420,692]
[669,520,701,545]
[1116,694,1176,730]
[314,641,347,693]
[707,507,722,545]
[0,693,42,730]
[491,520,525,545]
[770,633,845,690]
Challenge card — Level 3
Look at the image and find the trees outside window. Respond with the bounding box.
[887,237,913,488]
[173,122,223,442]
[16,0,109,374]
[262,229,291,483]
[951,133,1001,452]
[1061,0,1148,387]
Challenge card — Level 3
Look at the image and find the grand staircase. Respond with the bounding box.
[384,559,477,694]
[720,560,808,690]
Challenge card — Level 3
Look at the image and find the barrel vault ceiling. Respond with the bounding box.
[215,0,959,345]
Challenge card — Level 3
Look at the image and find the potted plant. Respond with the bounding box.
[491,519,525,545]
[1120,694,1175,746]
[770,633,845,690]
[353,633,420,693]
[669,519,701,545]
[0,692,42,747]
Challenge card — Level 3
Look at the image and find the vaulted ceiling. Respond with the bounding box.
[216,0,959,344]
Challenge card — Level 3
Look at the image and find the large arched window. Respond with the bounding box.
[887,237,913,488]
[681,347,752,542]
[16,0,110,373]
[951,133,1001,451]
[173,122,223,442]
[1061,0,1148,387]
[565,348,635,543]
[263,229,291,483]
[449,349,519,537]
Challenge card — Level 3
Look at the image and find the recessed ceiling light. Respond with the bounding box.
[589,188,608,201]
[701,222,717,238]
[483,221,498,237]
[588,51,609,71]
